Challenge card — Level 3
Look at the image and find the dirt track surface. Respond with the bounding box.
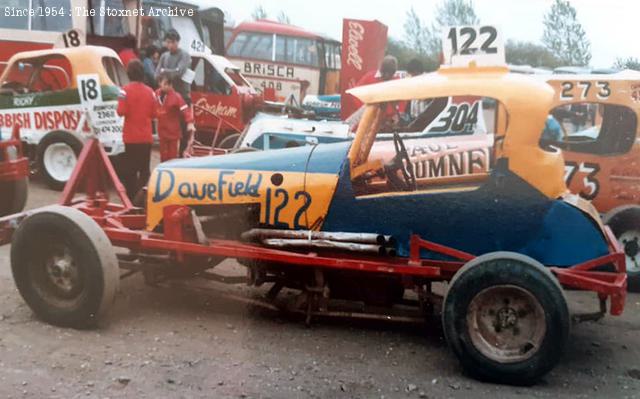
[0,180,639,399]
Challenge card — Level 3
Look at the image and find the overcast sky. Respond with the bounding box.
[217,0,639,68]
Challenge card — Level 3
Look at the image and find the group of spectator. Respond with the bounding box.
[116,29,195,200]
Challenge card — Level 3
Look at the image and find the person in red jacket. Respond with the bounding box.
[156,73,196,161]
[116,59,158,200]
[346,56,404,131]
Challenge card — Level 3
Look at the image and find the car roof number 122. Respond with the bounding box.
[442,25,505,67]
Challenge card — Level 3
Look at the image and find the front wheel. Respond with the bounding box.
[442,252,570,385]
[36,131,83,191]
[604,206,640,291]
[11,206,119,328]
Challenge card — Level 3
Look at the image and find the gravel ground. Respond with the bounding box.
[0,179,639,399]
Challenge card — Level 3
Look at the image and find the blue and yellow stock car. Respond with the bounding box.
[7,64,627,385]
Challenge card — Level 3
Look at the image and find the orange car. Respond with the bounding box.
[543,72,640,289]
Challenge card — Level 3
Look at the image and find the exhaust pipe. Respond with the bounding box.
[242,228,394,246]
[262,238,385,254]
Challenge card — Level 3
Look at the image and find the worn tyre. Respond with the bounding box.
[0,177,28,216]
[443,252,570,385]
[36,131,83,191]
[604,206,640,292]
[11,206,119,328]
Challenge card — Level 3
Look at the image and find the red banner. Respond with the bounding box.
[340,19,388,120]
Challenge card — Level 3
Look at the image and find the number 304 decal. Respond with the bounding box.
[564,161,601,200]
[429,101,479,133]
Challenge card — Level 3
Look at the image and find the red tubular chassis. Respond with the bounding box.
[0,125,29,182]
[0,125,29,217]
[0,138,628,385]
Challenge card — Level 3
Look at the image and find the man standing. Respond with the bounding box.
[355,55,398,88]
[156,73,196,162]
[155,29,192,155]
[352,55,403,128]
[117,60,158,200]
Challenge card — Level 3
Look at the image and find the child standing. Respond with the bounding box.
[116,60,158,200]
[156,73,195,161]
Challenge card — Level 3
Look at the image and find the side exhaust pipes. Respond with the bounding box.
[242,228,397,256]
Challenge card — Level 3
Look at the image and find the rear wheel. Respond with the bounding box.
[442,252,570,385]
[0,177,27,216]
[11,206,119,328]
[604,206,640,291]
[37,131,83,191]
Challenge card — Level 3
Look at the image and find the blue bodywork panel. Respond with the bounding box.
[160,142,351,174]
[250,132,348,151]
[322,160,608,267]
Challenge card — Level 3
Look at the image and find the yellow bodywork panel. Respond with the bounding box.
[347,65,568,200]
[0,45,121,89]
[545,72,640,111]
[147,168,339,231]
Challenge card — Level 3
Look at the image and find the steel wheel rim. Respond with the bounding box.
[31,241,85,306]
[467,285,546,363]
[619,230,640,274]
[45,248,80,295]
[43,142,76,182]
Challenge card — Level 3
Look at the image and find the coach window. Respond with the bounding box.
[90,0,130,37]
[223,28,233,47]
[0,0,71,31]
[140,6,167,48]
[541,102,637,155]
[323,42,341,70]
[0,1,28,29]
[275,35,294,64]
[30,0,72,32]
[295,38,318,67]
[227,32,274,62]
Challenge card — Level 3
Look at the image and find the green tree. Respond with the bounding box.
[403,7,429,56]
[505,40,562,69]
[251,5,268,20]
[542,0,591,66]
[386,38,439,73]
[613,57,640,71]
[425,0,480,54]
[277,11,291,24]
